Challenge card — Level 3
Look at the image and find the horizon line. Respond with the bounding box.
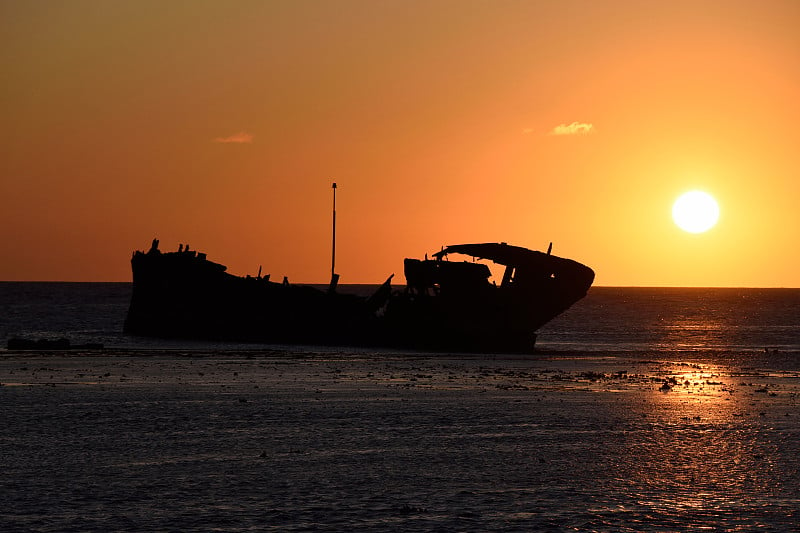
[1,280,798,290]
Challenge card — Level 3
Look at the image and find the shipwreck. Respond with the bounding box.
[124,239,593,352]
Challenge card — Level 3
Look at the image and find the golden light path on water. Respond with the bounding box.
[620,359,794,525]
[2,353,799,530]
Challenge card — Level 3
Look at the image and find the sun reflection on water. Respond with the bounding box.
[618,361,789,525]
[658,317,734,350]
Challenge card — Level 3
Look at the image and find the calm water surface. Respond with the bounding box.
[2,354,800,531]
[2,284,800,531]
[2,283,800,354]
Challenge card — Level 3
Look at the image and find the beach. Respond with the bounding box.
[3,350,799,531]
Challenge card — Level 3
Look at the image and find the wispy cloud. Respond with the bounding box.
[549,122,594,136]
[214,132,253,143]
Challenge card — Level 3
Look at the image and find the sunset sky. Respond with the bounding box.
[2,0,799,286]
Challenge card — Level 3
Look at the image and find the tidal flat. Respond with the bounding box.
[2,350,799,531]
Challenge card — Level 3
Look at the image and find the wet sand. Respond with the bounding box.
[2,350,800,531]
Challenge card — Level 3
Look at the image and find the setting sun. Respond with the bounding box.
[672,191,720,234]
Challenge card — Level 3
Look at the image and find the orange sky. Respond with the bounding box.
[2,1,799,286]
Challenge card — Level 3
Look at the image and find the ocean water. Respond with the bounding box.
[540,286,800,357]
[2,283,799,356]
[2,283,800,531]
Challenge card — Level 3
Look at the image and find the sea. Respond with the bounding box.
[3,283,800,355]
[2,283,800,531]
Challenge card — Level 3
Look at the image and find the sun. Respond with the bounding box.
[672,191,719,233]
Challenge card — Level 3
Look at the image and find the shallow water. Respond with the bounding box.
[3,284,800,530]
[3,352,799,531]
[3,284,800,354]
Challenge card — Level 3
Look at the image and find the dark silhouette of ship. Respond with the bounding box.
[124,239,594,352]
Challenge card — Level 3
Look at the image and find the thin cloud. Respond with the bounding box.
[214,132,253,143]
[549,122,594,136]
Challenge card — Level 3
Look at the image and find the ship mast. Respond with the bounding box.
[329,182,339,293]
